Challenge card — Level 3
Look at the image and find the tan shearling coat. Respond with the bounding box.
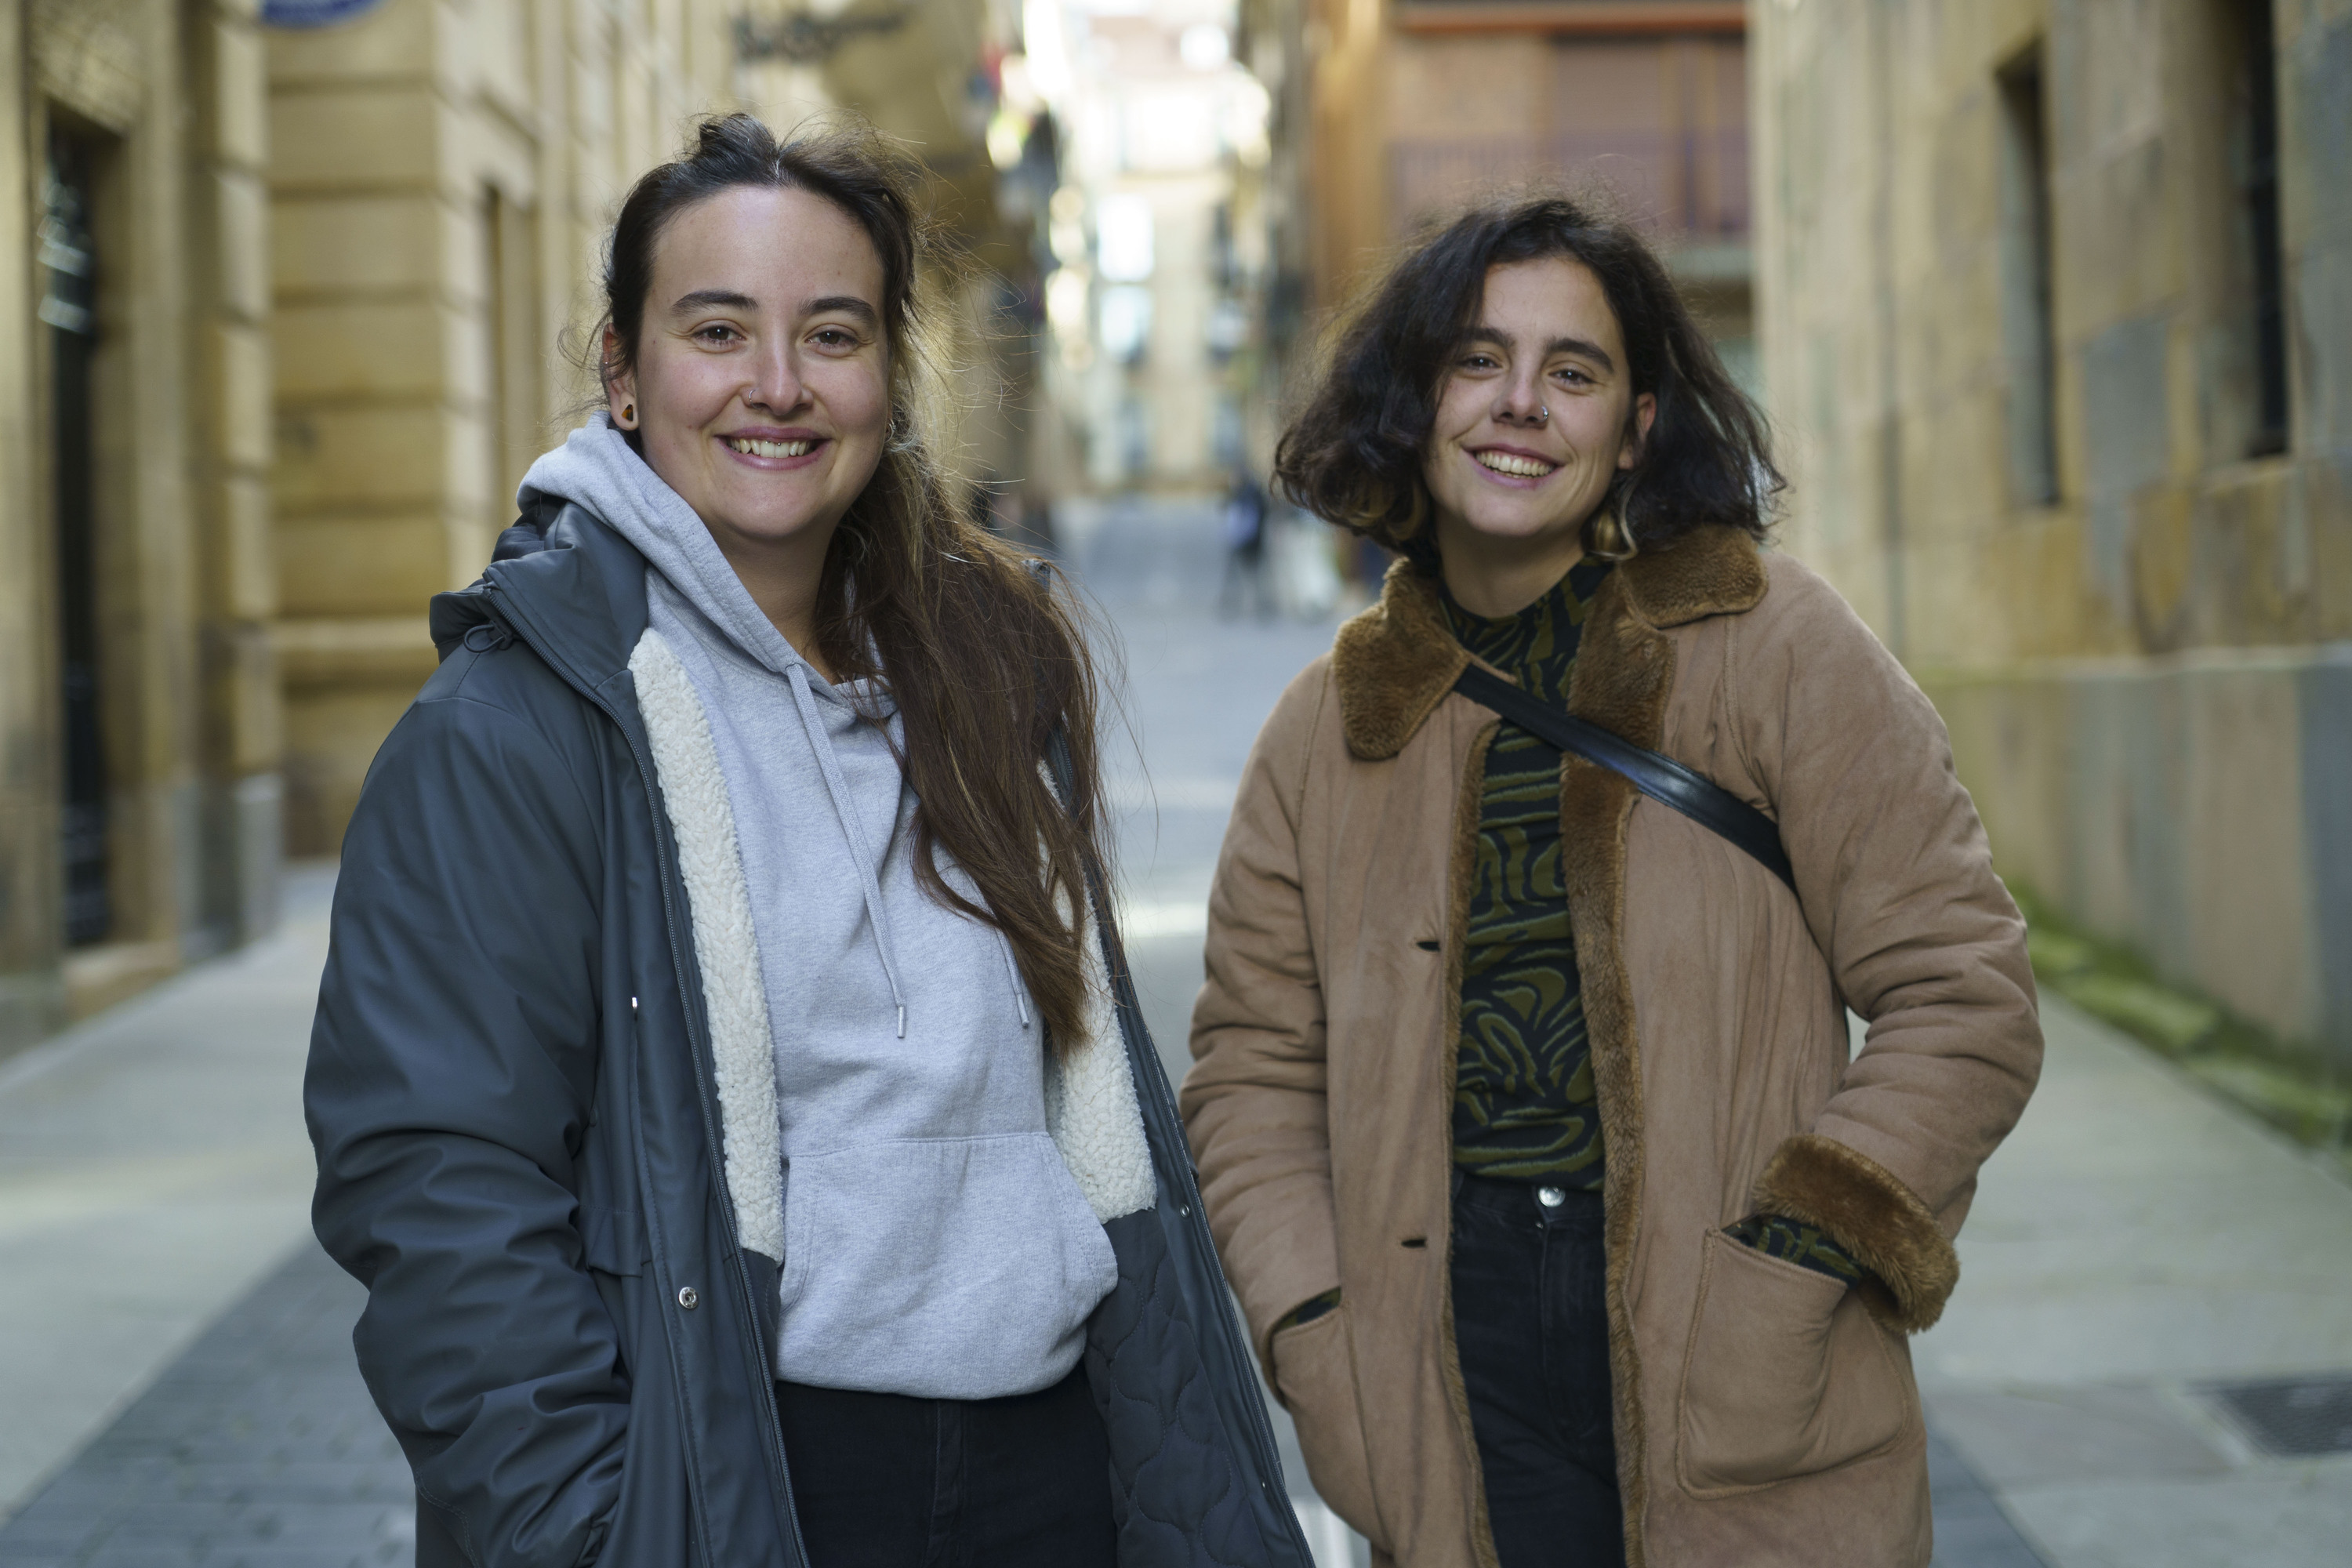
[1181,528,2042,1567]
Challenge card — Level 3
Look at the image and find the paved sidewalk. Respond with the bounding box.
[0,871,339,1533]
[1914,996,2352,1568]
[0,1246,408,1567]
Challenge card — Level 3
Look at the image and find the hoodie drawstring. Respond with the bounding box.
[785,662,909,1038]
[996,931,1031,1030]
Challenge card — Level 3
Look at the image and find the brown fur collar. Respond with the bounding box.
[1331,526,1766,760]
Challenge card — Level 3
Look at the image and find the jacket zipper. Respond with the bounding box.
[477,583,810,1568]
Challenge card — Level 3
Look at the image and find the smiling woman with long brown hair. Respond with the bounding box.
[1181,195,2042,1567]
[303,115,1312,1568]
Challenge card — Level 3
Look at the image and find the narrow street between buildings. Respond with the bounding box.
[2,501,2346,1566]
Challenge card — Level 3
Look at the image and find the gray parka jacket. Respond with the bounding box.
[304,506,1312,1568]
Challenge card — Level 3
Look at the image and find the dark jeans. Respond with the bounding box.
[1450,1171,1626,1568]
[775,1365,1116,1568]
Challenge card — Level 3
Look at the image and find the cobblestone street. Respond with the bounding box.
[0,1247,407,1567]
[2,499,2347,1565]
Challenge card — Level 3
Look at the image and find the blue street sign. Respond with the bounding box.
[261,0,392,27]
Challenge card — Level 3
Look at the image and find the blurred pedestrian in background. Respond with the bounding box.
[1219,465,1275,620]
[1183,195,2042,1568]
[305,114,1308,1568]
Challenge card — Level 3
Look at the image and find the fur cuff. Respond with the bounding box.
[1751,1134,1958,1332]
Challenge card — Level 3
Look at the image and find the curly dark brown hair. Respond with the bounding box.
[1274,194,1780,570]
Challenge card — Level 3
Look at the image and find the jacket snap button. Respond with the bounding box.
[1537,1186,1566,1208]
[677,1286,699,1310]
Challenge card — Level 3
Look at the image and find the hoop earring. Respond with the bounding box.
[1584,505,1639,562]
[1396,481,1432,542]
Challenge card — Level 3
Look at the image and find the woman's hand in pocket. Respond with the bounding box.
[1270,1303,1388,1549]
[1677,1229,1912,1493]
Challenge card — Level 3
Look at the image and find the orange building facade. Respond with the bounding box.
[1274,0,1754,382]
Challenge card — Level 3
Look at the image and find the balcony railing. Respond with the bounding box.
[1388,128,1750,241]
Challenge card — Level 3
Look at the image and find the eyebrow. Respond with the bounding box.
[1463,325,1617,374]
[670,289,757,314]
[804,294,880,326]
[666,289,880,328]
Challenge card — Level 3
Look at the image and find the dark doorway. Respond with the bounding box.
[42,125,109,947]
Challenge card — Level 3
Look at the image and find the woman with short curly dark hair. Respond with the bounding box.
[1183,194,2042,1566]
[1276,195,1777,572]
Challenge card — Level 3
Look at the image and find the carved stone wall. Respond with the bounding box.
[1754,0,2352,1062]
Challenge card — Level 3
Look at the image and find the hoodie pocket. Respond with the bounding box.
[1676,1229,1912,1494]
[777,1133,1119,1399]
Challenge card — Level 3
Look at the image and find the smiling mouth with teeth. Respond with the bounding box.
[1473,449,1557,479]
[728,437,818,459]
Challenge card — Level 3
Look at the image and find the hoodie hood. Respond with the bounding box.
[513,413,1042,1040]
[517,412,835,695]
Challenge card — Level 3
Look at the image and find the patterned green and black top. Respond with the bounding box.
[1435,558,1870,1289]
[1440,557,1613,1189]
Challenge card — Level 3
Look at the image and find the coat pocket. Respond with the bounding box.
[1676,1229,1912,1494]
[1270,1306,1388,1549]
[577,1200,648,1278]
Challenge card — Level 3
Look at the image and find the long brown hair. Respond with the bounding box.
[597,114,1109,1055]
[1276,194,1780,572]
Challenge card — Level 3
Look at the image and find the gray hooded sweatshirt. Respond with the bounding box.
[516,416,1116,1400]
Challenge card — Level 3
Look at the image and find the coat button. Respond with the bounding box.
[677,1286,699,1310]
[1537,1186,1566,1208]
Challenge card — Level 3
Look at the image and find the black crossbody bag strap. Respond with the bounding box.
[1452,662,1797,893]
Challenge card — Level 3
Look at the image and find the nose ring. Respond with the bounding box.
[1535,405,1550,424]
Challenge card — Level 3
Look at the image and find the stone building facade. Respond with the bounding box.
[1753,0,2352,1063]
[0,0,1016,1061]
[268,0,1021,857]
[0,0,280,1054]
[1283,0,1753,376]
[267,0,748,855]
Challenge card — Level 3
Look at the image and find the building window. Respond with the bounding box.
[2235,0,2288,456]
[40,124,111,947]
[1995,45,2059,506]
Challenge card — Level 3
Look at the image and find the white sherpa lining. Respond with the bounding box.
[629,628,786,1261]
[1044,833,1159,1221]
[630,626,1156,1258]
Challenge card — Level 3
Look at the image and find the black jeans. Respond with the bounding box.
[1450,1171,1626,1568]
[775,1365,1116,1568]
